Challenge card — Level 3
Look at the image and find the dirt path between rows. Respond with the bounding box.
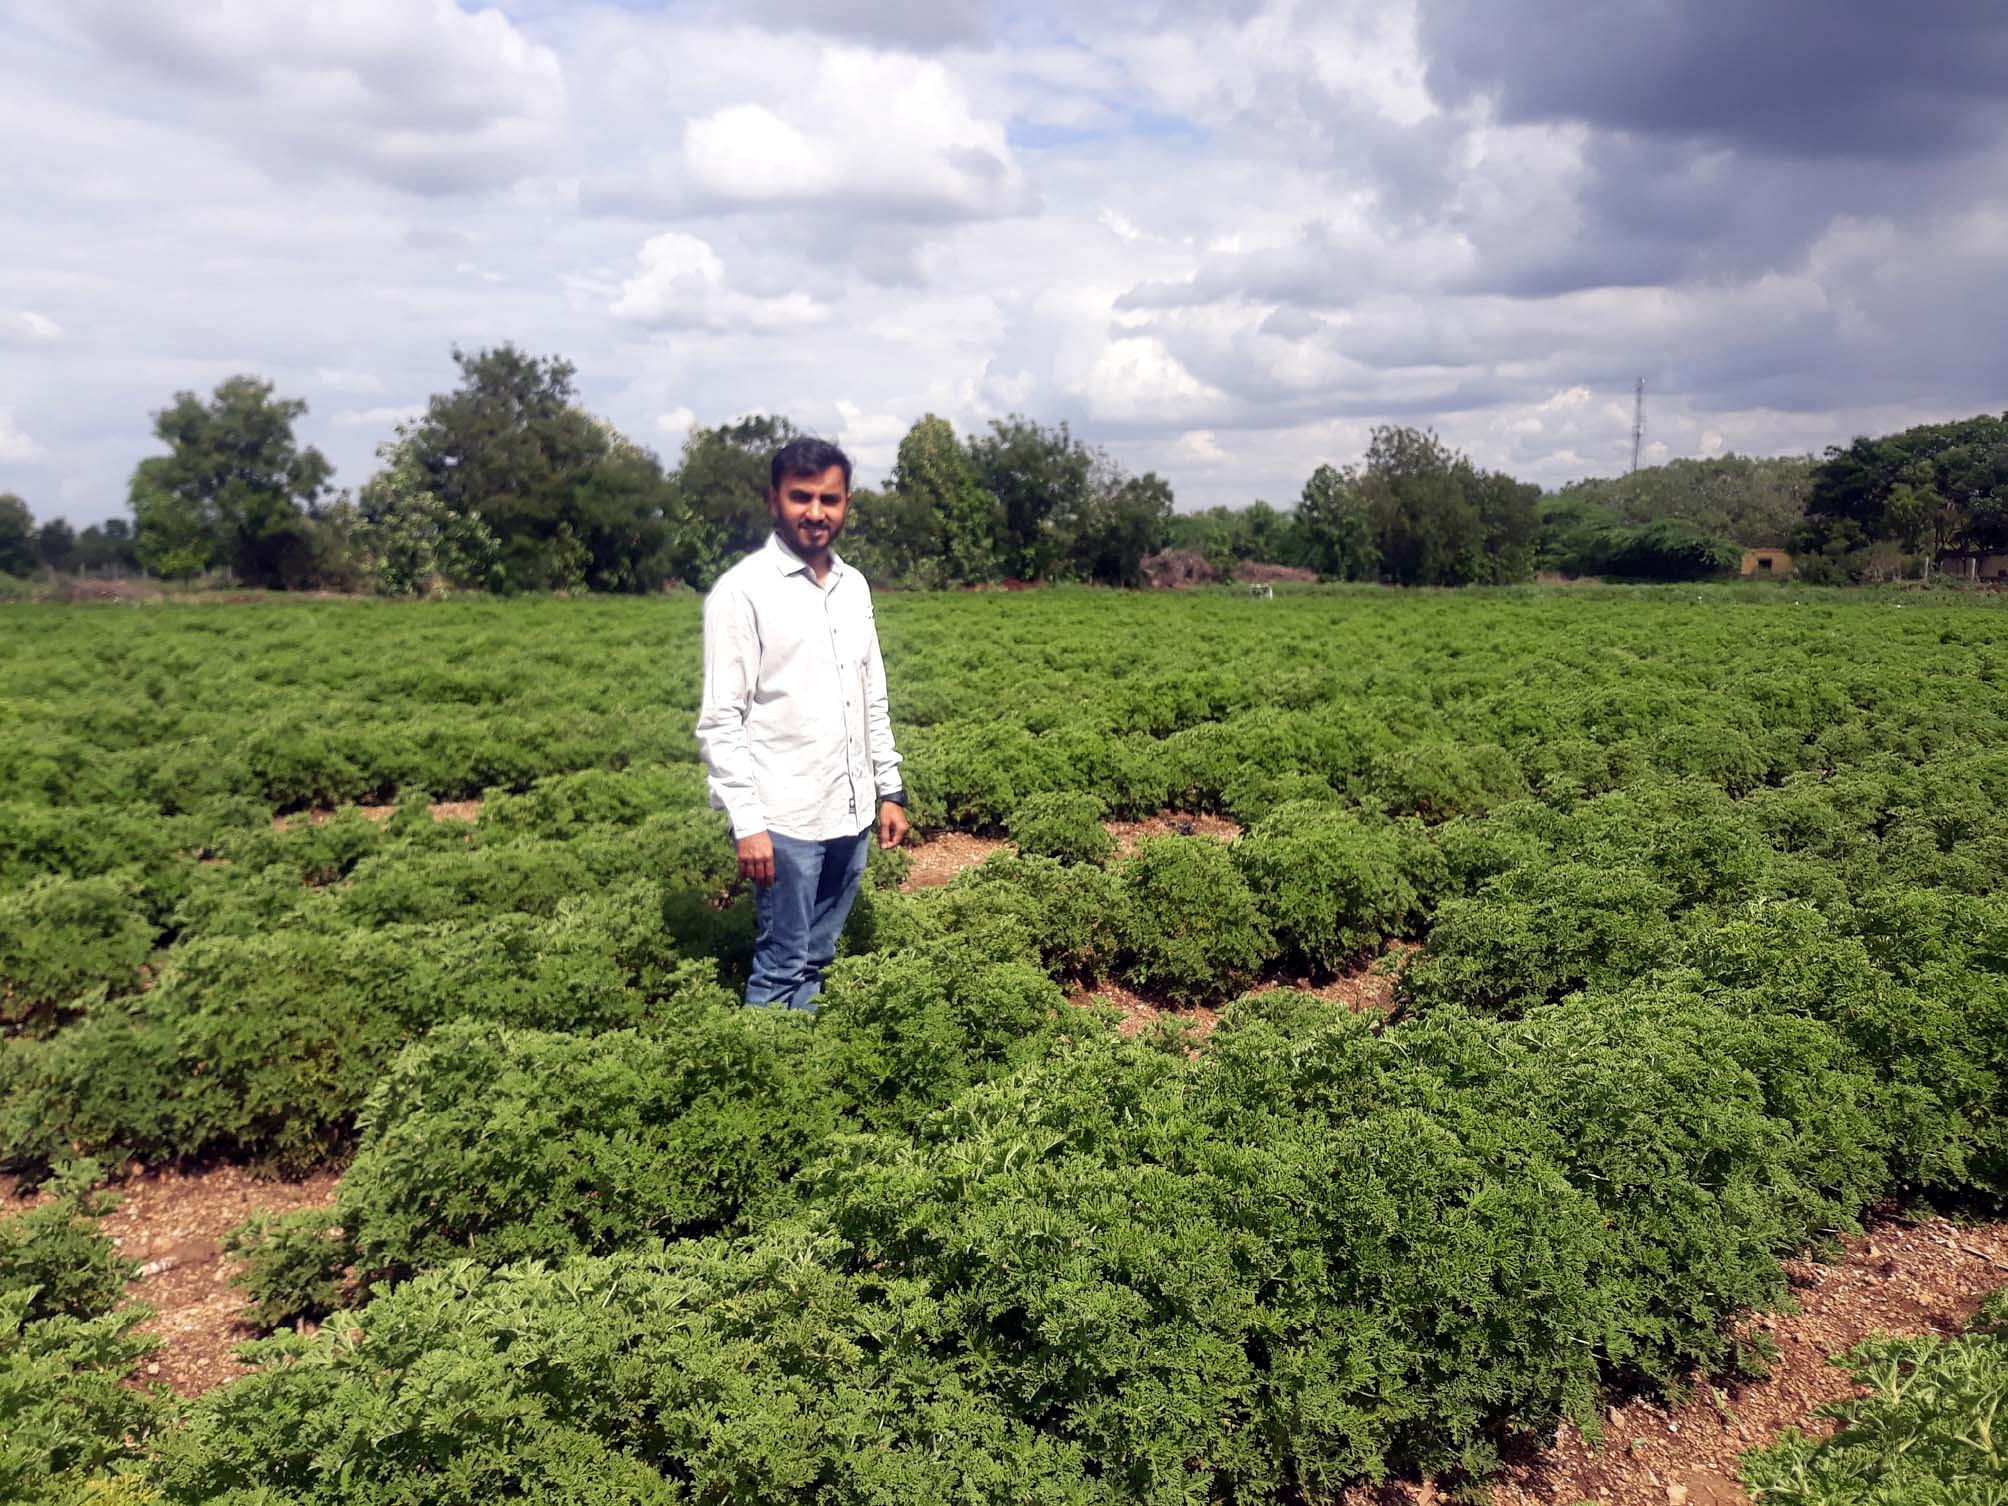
[899,811,1246,892]
[16,1160,2007,1506]
[100,1165,341,1395]
[1343,1216,2008,1506]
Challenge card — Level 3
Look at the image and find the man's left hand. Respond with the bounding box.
[878,800,909,850]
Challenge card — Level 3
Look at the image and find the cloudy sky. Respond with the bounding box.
[4,0,2006,525]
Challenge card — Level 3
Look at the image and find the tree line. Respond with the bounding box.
[4,344,2000,594]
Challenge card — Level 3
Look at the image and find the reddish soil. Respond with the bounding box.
[1246,941,1419,1015]
[1104,811,1242,858]
[99,1166,342,1395]
[900,830,1009,889]
[1068,977,1224,1042]
[1066,943,1416,1042]
[273,798,483,832]
[899,812,1243,893]
[1342,1217,2008,1506]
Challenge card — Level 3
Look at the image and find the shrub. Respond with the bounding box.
[336,1006,829,1279]
[1740,1326,2008,1503]
[224,1209,351,1333]
[0,1171,161,1506]
[1007,791,1113,866]
[1363,741,1527,822]
[152,1236,1117,1506]
[1114,836,1276,1004]
[0,877,156,1030]
[952,853,1124,979]
[811,943,1070,1131]
[1401,861,1678,1015]
[1234,804,1440,973]
[0,890,730,1173]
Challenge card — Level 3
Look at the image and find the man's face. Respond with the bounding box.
[768,464,850,558]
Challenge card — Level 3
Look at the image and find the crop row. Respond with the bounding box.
[4,586,2008,1502]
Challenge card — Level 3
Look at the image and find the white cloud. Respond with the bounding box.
[0,412,45,463]
[834,400,908,472]
[331,404,421,430]
[1174,429,1230,465]
[5,311,64,341]
[681,49,1030,220]
[1072,336,1228,425]
[77,0,565,194]
[610,232,829,333]
[316,367,382,395]
[656,406,697,440]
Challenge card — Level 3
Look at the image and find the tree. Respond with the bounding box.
[1466,467,1540,584]
[0,494,35,576]
[1295,464,1379,580]
[34,519,76,572]
[887,415,1001,586]
[1358,427,1483,586]
[667,416,802,588]
[398,345,686,592]
[1066,465,1173,587]
[967,417,1094,581]
[74,518,141,576]
[1803,412,2008,571]
[128,376,332,586]
[354,432,503,596]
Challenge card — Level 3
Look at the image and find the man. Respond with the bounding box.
[695,437,909,1010]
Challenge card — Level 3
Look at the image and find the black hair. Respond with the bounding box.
[770,437,852,493]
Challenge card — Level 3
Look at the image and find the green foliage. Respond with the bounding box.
[0,1166,133,1323]
[151,1235,1117,1506]
[1007,790,1113,866]
[1740,1325,2008,1504]
[1805,411,2008,570]
[350,431,503,594]
[10,579,2008,1501]
[1402,861,1679,1014]
[128,375,332,586]
[338,1006,827,1278]
[1234,803,1439,972]
[223,1209,351,1333]
[400,345,687,593]
[0,876,155,1030]
[1545,454,1814,563]
[1296,462,1380,580]
[0,1167,162,1506]
[1115,836,1276,1003]
[1597,517,1744,580]
[0,493,35,576]
[1,1292,163,1506]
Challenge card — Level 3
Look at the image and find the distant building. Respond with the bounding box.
[1740,548,1794,577]
[1949,554,2008,581]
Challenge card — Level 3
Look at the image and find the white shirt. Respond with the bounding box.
[695,532,904,841]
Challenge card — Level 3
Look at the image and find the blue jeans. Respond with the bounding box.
[745,828,871,1010]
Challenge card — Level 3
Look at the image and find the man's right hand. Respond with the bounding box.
[737,832,776,888]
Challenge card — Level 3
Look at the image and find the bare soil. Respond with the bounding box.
[900,830,1009,889]
[99,1166,342,1395]
[273,797,483,832]
[899,811,1243,893]
[1104,811,1242,858]
[1341,1216,2008,1506]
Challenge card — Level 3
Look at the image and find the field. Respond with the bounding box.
[5,582,2008,1504]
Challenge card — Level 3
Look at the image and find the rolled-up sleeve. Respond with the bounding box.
[862,603,904,800]
[695,585,767,838]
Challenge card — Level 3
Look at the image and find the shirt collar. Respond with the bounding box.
[766,530,844,582]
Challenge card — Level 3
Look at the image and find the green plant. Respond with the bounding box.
[1113,836,1276,1004]
[1007,791,1113,866]
[1233,803,1440,972]
[224,1209,351,1332]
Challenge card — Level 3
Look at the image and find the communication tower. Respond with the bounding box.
[1629,377,1646,473]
